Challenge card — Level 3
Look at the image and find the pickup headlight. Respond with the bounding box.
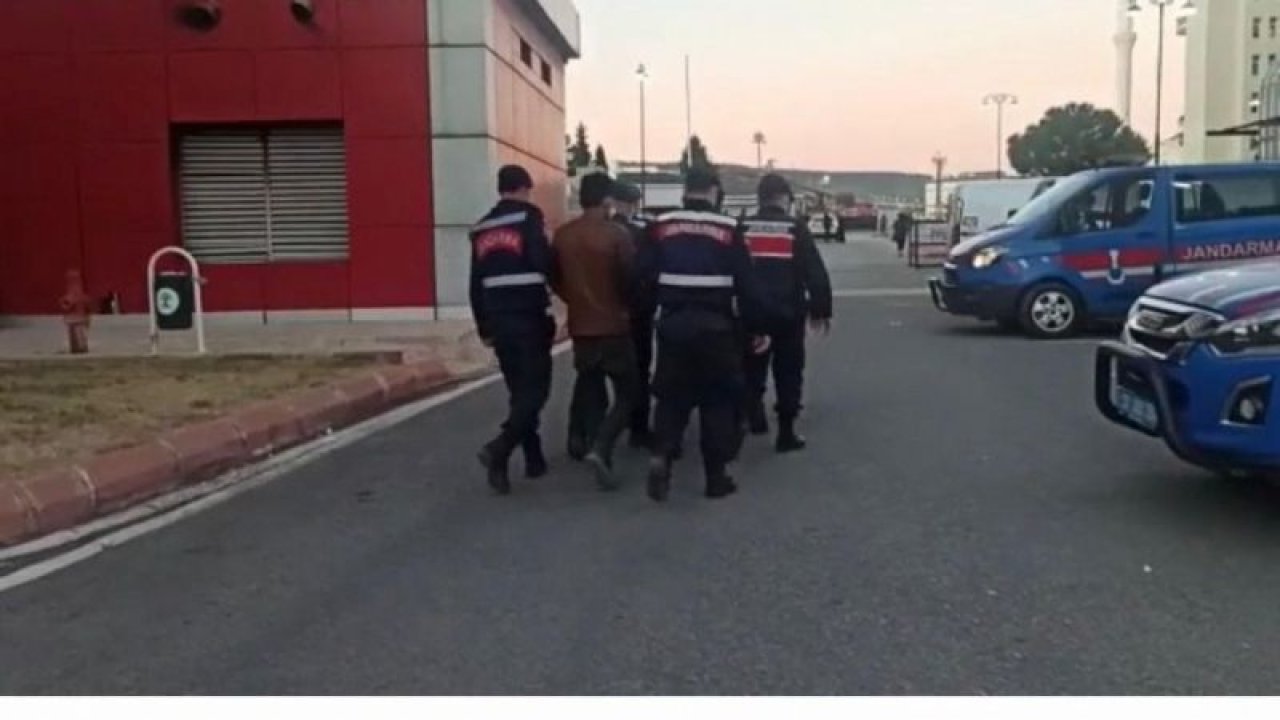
[1208,310,1280,354]
[971,246,1006,269]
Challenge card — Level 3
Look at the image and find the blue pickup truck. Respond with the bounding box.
[930,164,1280,338]
[1095,263,1280,475]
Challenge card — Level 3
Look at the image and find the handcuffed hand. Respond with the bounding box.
[808,318,832,336]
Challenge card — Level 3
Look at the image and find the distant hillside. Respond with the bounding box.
[769,169,929,203]
[617,161,928,203]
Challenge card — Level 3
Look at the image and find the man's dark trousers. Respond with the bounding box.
[569,335,639,461]
[745,319,806,421]
[653,325,743,478]
[490,318,554,460]
[629,314,655,437]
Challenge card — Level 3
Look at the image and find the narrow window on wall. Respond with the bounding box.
[1254,54,1262,76]
[1254,17,1262,39]
[1272,17,1278,38]
[520,38,533,67]
[540,58,552,86]
[1271,53,1277,67]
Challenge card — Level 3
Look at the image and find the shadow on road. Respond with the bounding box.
[1118,469,1280,540]
[937,322,1123,341]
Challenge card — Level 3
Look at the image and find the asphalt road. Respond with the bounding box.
[5,235,1280,694]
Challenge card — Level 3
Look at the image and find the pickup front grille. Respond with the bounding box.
[1125,301,1222,359]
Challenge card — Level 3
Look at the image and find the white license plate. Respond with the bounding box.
[1111,364,1159,432]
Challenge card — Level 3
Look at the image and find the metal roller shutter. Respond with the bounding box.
[266,128,350,261]
[178,127,350,265]
[179,130,269,265]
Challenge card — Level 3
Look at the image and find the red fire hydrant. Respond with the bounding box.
[60,269,92,355]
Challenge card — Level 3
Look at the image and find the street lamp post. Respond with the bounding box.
[982,93,1017,178]
[1129,0,1197,165]
[637,63,648,206]
[752,131,767,170]
[931,152,947,212]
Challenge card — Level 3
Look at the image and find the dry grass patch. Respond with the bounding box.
[0,355,381,479]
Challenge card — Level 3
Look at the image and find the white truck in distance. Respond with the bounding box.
[949,177,1057,239]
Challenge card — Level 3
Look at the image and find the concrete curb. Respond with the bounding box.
[0,359,462,547]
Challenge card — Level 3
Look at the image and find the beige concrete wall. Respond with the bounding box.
[428,0,577,312]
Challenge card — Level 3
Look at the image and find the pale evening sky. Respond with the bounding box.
[566,0,1187,175]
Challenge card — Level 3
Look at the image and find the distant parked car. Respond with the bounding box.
[839,203,879,232]
[808,212,843,243]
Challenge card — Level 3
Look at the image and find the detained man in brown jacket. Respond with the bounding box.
[551,173,639,491]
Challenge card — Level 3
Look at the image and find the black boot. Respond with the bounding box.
[705,473,738,500]
[524,435,548,479]
[567,434,589,462]
[586,452,619,492]
[776,417,807,454]
[647,457,672,503]
[747,400,770,436]
[629,427,655,450]
[704,456,738,499]
[477,439,513,495]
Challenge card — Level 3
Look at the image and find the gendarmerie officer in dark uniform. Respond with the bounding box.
[638,168,770,502]
[609,181,658,449]
[741,174,833,452]
[471,165,555,495]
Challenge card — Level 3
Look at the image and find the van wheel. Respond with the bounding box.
[1019,283,1083,339]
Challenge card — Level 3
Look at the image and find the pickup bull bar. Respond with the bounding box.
[927,277,947,312]
[1094,341,1214,470]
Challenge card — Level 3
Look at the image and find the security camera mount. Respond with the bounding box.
[178,0,221,30]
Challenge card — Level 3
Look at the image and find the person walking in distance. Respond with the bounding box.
[893,210,913,258]
[551,173,640,490]
[741,174,833,453]
[609,181,658,449]
[638,168,770,503]
[471,165,554,495]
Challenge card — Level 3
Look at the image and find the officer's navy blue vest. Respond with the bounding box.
[742,211,804,317]
[470,203,550,317]
[651,209,741,316]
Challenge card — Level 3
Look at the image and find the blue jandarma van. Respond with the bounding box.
[929,164,1280,338]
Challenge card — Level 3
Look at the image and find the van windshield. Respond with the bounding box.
[1004,172,1099,227]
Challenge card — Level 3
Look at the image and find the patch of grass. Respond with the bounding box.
[0,355,381,479]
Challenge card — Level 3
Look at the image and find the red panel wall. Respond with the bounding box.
[0,0,433,315]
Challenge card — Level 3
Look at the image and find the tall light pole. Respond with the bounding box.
[637,63,648,206]
[752,131,767,169]
[1115,0,1137,124]
[1129,0,1197,165]
[684,55,694,165]
[931,152,947,212]
[983,93,1017,178]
